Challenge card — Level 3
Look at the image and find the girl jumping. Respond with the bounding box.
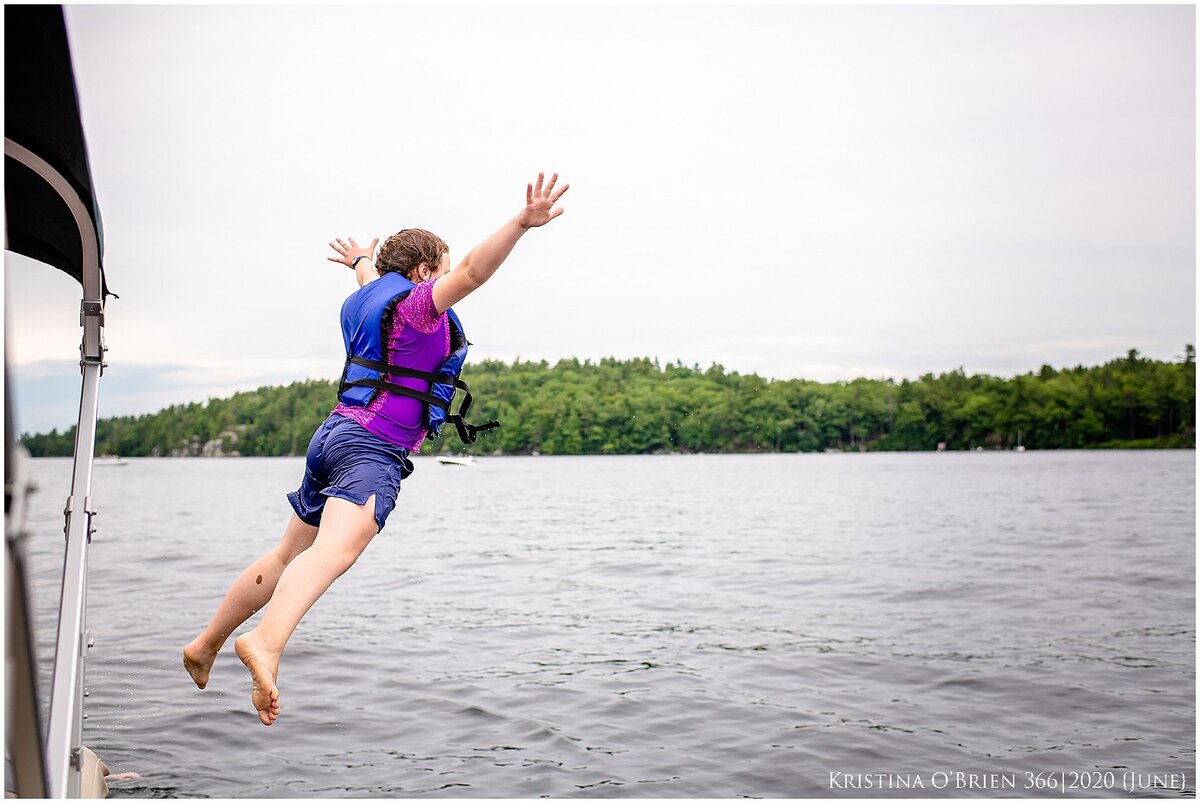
[183,172,568,725]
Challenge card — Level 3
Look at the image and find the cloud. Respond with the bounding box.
[6,6,1192,433]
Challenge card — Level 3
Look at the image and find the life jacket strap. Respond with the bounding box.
[340,355,449,406]
[339,356,500,444]
[348,355,445,383]
[342,377,449,409]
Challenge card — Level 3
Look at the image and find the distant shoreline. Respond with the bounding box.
[32,445,1196,460]
[20,351,1196,458]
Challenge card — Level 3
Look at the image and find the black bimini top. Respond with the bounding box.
[4,4,110,297]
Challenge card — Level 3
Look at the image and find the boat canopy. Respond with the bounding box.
[4,4,110,298]
[5,5,113,798]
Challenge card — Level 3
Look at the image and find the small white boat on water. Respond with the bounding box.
[437,455,477,467]
[95,455,128,466]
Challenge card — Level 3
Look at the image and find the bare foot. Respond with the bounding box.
[182,640,218,690]
[234,632,280,726]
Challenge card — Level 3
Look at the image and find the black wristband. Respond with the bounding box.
[351,255,373,270]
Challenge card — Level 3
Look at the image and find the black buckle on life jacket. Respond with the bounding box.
[446,379,500,445]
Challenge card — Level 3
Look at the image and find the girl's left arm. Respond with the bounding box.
[327,237,380,287]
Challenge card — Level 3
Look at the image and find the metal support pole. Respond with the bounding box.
[46,358,101,798]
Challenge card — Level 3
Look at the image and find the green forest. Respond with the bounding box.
[21,348,1196,457]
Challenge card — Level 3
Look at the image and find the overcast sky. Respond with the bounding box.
[6,4,1195,434]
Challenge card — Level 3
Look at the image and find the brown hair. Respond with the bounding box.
[375,228,448,280]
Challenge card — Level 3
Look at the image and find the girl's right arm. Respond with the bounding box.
[431,172,568,314]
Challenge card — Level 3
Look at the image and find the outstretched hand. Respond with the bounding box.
[327,237,379,269]
[516,172,569,229]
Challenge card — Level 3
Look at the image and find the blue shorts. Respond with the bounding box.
[287,414,414,533]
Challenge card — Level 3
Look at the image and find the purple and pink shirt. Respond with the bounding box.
[332,279,450,451]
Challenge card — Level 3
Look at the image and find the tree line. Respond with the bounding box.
[20,347,1196,457]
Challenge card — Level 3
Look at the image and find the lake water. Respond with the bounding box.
[21,451,1195,798]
